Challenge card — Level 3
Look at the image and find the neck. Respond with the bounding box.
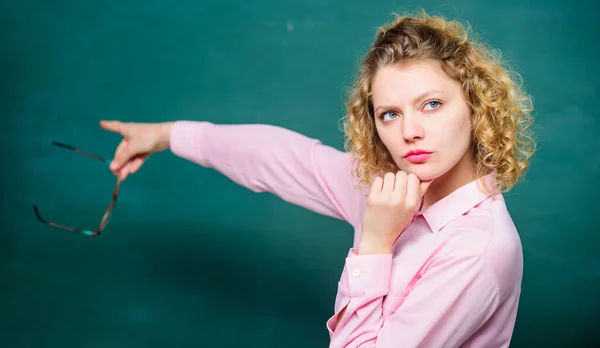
[421,152,477,211]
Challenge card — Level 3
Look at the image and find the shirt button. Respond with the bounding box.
[352,269,361,277]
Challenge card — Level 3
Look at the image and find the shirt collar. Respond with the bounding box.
[416,173,497,233]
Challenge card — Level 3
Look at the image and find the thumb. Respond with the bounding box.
[109,140,133,171]
[100,120,129,137]
[419,179,434,198]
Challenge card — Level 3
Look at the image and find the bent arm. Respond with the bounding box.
[169,121,365,227]
[327,248,500,347]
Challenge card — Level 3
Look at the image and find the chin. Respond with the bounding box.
[402,164,448,182]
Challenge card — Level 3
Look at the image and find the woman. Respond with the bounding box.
[101,11,535,348]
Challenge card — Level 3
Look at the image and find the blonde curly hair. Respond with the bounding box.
[342,10,536,194]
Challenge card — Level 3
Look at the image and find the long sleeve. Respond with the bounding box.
[168,120,366,228]
[327,247,500,348]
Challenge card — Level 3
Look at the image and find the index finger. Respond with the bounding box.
[100,120,129,137]
[405,173,420,206]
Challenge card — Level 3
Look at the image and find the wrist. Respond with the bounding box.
[158,121,175,151]
[358,236,393,255]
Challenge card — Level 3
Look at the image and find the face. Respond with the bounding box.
[371,59,475,183]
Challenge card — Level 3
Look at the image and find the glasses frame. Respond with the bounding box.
[33,141,121,236]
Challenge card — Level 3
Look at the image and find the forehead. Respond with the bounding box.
[371,59,460,102]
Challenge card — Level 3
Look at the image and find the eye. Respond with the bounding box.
[379,111,399,121]
[423,99,442,111]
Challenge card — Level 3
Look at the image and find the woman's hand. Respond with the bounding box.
[100,120,174,181]
[359,171,433,255]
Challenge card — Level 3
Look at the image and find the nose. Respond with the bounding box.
[402,114,424,142]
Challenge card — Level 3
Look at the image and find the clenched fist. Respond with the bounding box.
[359,171,433,255]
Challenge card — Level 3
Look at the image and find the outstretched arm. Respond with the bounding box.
[169,121,366,228]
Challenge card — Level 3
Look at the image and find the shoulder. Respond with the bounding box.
[437,194,523,299]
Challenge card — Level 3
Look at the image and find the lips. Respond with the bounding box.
[404,149,432,163]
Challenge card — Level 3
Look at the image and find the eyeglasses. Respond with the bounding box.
[33,141,121,237]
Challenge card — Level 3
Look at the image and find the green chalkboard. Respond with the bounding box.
[1,0,598,347]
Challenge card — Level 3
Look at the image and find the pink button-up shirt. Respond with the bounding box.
[170,121,523,347]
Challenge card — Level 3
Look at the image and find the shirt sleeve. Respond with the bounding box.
[327,247,500,348]
[169,120,366,228]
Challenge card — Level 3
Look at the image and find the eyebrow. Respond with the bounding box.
[373,89,445,115]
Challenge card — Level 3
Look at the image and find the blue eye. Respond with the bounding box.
[380,111,399,121]
[424,100,442,111]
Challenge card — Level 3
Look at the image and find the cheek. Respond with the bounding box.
[377,128,404,156]
[438,111,472,146]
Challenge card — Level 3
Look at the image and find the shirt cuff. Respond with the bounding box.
[344,248,393,297]
[169,120,212,167]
